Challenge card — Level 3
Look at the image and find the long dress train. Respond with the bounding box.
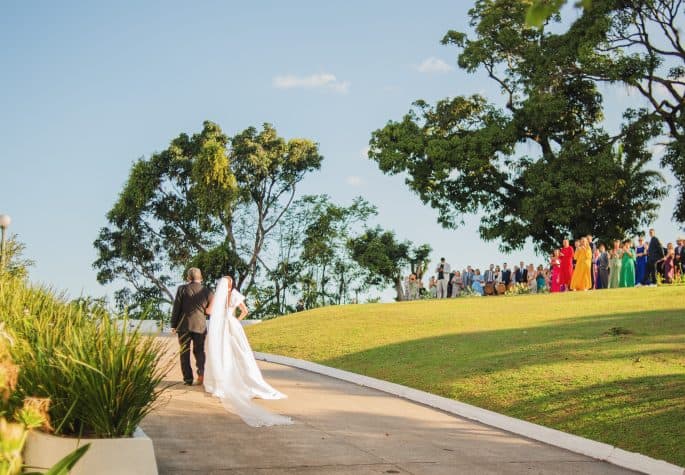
[204,277,293,427]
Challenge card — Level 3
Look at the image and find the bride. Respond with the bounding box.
[203,275,293,427]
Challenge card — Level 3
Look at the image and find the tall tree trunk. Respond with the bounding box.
[395,278,405,302]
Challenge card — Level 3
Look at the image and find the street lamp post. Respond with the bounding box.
[0,214,11,270]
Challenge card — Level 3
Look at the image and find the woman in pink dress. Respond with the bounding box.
[559,239,575,291]
[550,249,561,292]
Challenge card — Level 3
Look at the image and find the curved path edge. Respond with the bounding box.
[254,352,683,475]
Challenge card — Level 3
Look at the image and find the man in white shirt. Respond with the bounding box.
[484,264,495,284]
[435,257,451,298]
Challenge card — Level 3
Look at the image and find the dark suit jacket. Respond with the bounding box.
[170,282,213,334]
[501,269,512,285]
[647,236,665,261]
[515,269,528,283]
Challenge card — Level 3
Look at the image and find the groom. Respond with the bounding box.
[170,267,213,386]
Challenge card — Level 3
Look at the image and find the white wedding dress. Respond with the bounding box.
[203,277,293,427]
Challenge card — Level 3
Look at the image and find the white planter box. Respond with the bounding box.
[23,427,157,475]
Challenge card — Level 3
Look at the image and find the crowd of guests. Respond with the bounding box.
[403,229,685,299]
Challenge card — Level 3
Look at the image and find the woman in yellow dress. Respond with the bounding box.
[570,237,593,290]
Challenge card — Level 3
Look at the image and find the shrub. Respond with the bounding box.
[0,324,89,475]
[0,275,173,438]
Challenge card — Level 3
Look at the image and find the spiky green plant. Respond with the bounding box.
[0,274,173,438]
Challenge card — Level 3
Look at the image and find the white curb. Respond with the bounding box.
[255,352,684,475]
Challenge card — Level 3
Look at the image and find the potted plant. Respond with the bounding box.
[1,273,172,475]
[0,324,89,475]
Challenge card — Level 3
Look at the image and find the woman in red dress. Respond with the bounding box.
[559,239,575,291]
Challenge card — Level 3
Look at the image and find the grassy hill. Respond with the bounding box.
[247,286,685,466]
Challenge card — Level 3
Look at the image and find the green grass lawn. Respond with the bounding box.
[247,286,685,466]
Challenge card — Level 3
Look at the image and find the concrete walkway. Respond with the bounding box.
[141,349,635,474]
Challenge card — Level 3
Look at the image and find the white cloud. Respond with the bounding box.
[417,57,454,74]
[346,175,363,187]
[272,73,350,93]
[360,146,370,159]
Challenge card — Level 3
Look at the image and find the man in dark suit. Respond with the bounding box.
[501,263,512,286]
[171,267,213,385]
[645,228,665,286]
[515,261,528,284]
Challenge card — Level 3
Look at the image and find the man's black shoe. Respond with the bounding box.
[183,380,193,386]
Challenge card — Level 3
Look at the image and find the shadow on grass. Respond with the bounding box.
[510,373,685,465]
[317,309,685,466]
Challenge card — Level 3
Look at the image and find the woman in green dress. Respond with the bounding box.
[608,240,622,288]
[619,240,636,287]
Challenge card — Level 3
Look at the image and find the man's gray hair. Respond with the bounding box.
[187,267,202,281]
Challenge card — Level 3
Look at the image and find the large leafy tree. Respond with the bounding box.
[528,0,684,222]
[94,121,322,312]
[369,0,666,254]
[572,0,685,221]
[299,195,377,307]
[251,194,376,315]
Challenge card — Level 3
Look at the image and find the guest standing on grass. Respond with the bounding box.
[635,236,648,286]
[550,250,561,292]
[597,243,609,289]
[435,258,451,299]
[501,263,512,287]
[527,264,538,293]
[450,271,464,297]
[472,269,484,295]
[514,263,524,284]
[619,240,636,287]
[592,246,601,289]
[658,243,676,284]
[559,240,574,291]
[645,228,665,285]
[608,245,622,289]
[428,276,438,298]
[484,264,495,293]
[463,266,474,289]
[586,234,596,288]
[536,265,546,292]
[571,237,593,291]
[675,237,684,278]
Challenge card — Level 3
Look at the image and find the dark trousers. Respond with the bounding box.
[645,259,659,285]
[178,331,206,383]
[597,268,609,289]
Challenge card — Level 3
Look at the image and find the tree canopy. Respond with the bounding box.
[94,121,429,317]
[94,121,322,314]
[369,0,668,254]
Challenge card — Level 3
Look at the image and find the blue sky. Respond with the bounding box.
[1,1,681,301]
